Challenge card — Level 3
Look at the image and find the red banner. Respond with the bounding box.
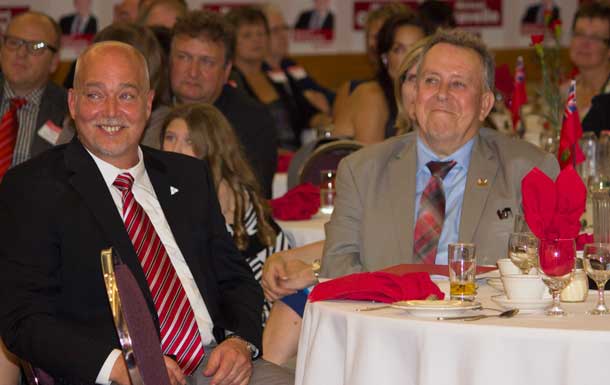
[352,1,501,30]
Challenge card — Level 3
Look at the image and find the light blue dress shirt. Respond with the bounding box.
[414,137,475,264]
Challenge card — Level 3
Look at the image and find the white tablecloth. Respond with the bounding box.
[295,282,610,385]
[277,215,328,247]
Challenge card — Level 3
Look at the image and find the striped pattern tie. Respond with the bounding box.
[413,160,457,264]
[113,173,203,375]
[0,98,26,180]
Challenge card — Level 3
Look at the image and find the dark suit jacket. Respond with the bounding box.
[0,139,263,384]
[0,75,68,158]
[59,14,98,35]
[295,9,334,30]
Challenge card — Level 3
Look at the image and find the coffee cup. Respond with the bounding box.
[501,274,546,300]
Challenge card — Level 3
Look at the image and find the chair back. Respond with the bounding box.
[101,248,171,385]
[298,139,363,186]
[21,361,54,385]
[287,137,339,190]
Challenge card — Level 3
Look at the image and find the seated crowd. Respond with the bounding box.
[0,1,606,384]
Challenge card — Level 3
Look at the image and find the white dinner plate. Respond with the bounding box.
[391,300,482,317]
[487,278,504,291]
[491,295,552,314]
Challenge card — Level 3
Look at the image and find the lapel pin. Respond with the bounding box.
[170,186,179,196]
[476,178,488,186]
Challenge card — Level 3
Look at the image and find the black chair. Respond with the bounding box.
[101,248,171,385]
[298,139,363,187]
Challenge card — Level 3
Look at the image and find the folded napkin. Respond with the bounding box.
[308,271,445,303]
[522,166,586,240]
[270,183,320,220]
[277,152,295,173]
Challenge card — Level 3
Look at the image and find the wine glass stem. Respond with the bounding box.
[552,289,561,308]
[597,285,608,311]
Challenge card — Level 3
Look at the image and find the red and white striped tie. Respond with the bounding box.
[113,173,203,375]
[0,98,26,180]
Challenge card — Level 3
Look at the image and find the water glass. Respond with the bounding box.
[583,243,610,315]
[513,213,529,233]
[508,232,538,274]
[319,170,336,215]
[448,243,477,301]
[591,188,610,243]
[577,132,597,181]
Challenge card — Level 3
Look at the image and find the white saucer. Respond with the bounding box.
[487,277,504,291]
[391,300,481,317]
[491,295,552,314]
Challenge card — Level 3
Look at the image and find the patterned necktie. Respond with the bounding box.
[413,160,457,264]
[0,98,27,180]
[113,173,203,375]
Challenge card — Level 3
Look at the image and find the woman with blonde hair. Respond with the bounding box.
[394,37,429,135]
[161,103,292,323]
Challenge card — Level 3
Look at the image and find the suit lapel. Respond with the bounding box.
[143,150,193,266]
[64,140,150,293]
[458,134,499,243]
[387,138,417,262]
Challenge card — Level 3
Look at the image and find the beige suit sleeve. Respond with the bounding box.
[321,157,365,278]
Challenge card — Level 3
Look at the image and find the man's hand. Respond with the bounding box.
[203,338,253,385]
[163,356,186,385]
[262,253,317,301]
[262,253,297,301]
[109,355,186,385]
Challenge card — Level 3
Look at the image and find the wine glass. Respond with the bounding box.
[583,243,610,315]
[538,238,576,316]
[508,232,538,274]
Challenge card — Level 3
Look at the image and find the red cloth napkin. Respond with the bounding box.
[308,271,445,303]
[270,183,320,220]
[276,152,295,173]
[522,166,586,240]
[576,233,594,251]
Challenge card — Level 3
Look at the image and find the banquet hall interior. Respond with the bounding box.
[1,1,609,385]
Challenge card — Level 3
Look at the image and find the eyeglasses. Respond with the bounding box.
[572,31,610,45]
[1,35,57,55]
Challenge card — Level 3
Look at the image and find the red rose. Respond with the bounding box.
[530,34,544,45]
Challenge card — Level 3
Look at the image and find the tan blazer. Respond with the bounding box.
[321,128,560,278]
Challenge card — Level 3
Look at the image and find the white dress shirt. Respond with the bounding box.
[90,147,215,384]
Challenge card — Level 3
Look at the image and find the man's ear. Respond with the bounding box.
[479,89,495,121]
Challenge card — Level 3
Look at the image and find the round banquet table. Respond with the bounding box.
[276,215,328,247]
[295,282,610,385]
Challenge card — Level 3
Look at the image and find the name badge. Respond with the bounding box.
[37,120,62,145]
[268,69,288,83]
[287,65,307,80]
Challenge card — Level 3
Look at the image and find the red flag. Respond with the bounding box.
[510,56,527,131]
[558,80,585,169]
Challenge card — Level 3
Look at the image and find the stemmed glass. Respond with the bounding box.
[508,232,538,274]
[583,243,610,315]
[538,238,576,316]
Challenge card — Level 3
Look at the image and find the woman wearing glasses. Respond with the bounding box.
[565,2,610,136]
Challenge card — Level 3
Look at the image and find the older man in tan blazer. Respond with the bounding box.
[321,30,559,277]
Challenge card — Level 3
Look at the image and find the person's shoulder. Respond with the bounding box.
[342,132,416,170]
[217,85,270,118]
[352,80,382,96]
[44,81,68,100]
[479,127,557,171]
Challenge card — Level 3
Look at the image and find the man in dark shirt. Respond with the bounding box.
[142,10,278,198]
